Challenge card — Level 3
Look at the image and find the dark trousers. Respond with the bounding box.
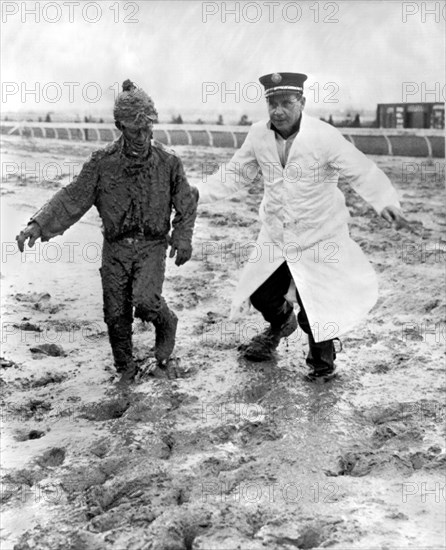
[100,237,172,369]
[250,262,335,371]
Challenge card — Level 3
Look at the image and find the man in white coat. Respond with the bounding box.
[195,72,409,381]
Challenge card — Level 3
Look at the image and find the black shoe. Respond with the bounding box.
[304,364,338,383]
[241,311,297,362]
[241,333,280,361]
[305,337,341,382]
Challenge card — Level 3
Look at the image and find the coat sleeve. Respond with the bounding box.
[30,152,100,241]
[170,156,198,247]
[327,130,401,214]
[193,130,260,204]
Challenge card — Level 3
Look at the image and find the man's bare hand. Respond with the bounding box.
[380,206,417,233]
[16,222,41,252]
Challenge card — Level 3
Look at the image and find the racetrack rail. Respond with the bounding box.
[1,122,444,158]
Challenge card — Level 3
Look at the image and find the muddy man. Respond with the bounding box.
[16,80,198,385]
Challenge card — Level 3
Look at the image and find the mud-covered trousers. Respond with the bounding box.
[100,237,171,370]
[250,262,335,371]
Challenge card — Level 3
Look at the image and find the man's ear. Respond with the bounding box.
[300,96,306,109]
[115,120,122,131]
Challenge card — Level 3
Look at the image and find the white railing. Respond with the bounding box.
[1,121,444,157]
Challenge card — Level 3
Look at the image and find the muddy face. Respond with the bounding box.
[120,120,153,157]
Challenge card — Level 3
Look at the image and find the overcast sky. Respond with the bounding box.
[2,0,444,121]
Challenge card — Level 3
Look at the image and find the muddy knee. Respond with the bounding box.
[134,295,163,322]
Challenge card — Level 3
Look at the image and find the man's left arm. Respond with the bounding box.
[169,156,199,266]
[328,132,411,231]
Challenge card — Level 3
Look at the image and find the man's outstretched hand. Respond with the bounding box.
[16,222,41,252]
[380,206,418,234]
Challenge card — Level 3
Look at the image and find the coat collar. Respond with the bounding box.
[265,112,305,136]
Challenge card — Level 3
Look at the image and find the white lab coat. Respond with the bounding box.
[193,114,400,342]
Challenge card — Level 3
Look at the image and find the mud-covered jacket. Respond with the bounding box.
[31,137,197,246]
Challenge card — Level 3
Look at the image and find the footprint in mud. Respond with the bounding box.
[423,298,443,313]
[14,528,107,550]
[410,446,445,470]
[79,398,130,421]
[20,372,68,389]
[0,357,20,369]
[64,529,106,550]
[14,429,45,441]
[12,321,42,332]
[238,419,283,444]
[9,398,53,420]
[332,445,444,477]
[35,447,66,468]
[1,468,47,504]
[30,343,66,357]
[372,422,424,446]
[131,504,212,550]
[14,292,51,303]
[254,516,360,549]
[88,438,112,459]
[84,472,179,527]
[363,400,444,425]
[193,310,224,335]
[199,454,253,477]
[14,292,65,314]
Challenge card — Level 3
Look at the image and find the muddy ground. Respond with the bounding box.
[1,135,445,549]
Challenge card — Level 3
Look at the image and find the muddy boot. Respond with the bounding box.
[153,306,178,365]
[116,360,138,386]
[305,338,340,382]
[241,310,297,362]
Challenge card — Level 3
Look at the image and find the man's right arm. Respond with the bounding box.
[194,130,259,204]
[16,152,100,251]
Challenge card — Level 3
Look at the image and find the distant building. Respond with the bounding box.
[377,102,444,129]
